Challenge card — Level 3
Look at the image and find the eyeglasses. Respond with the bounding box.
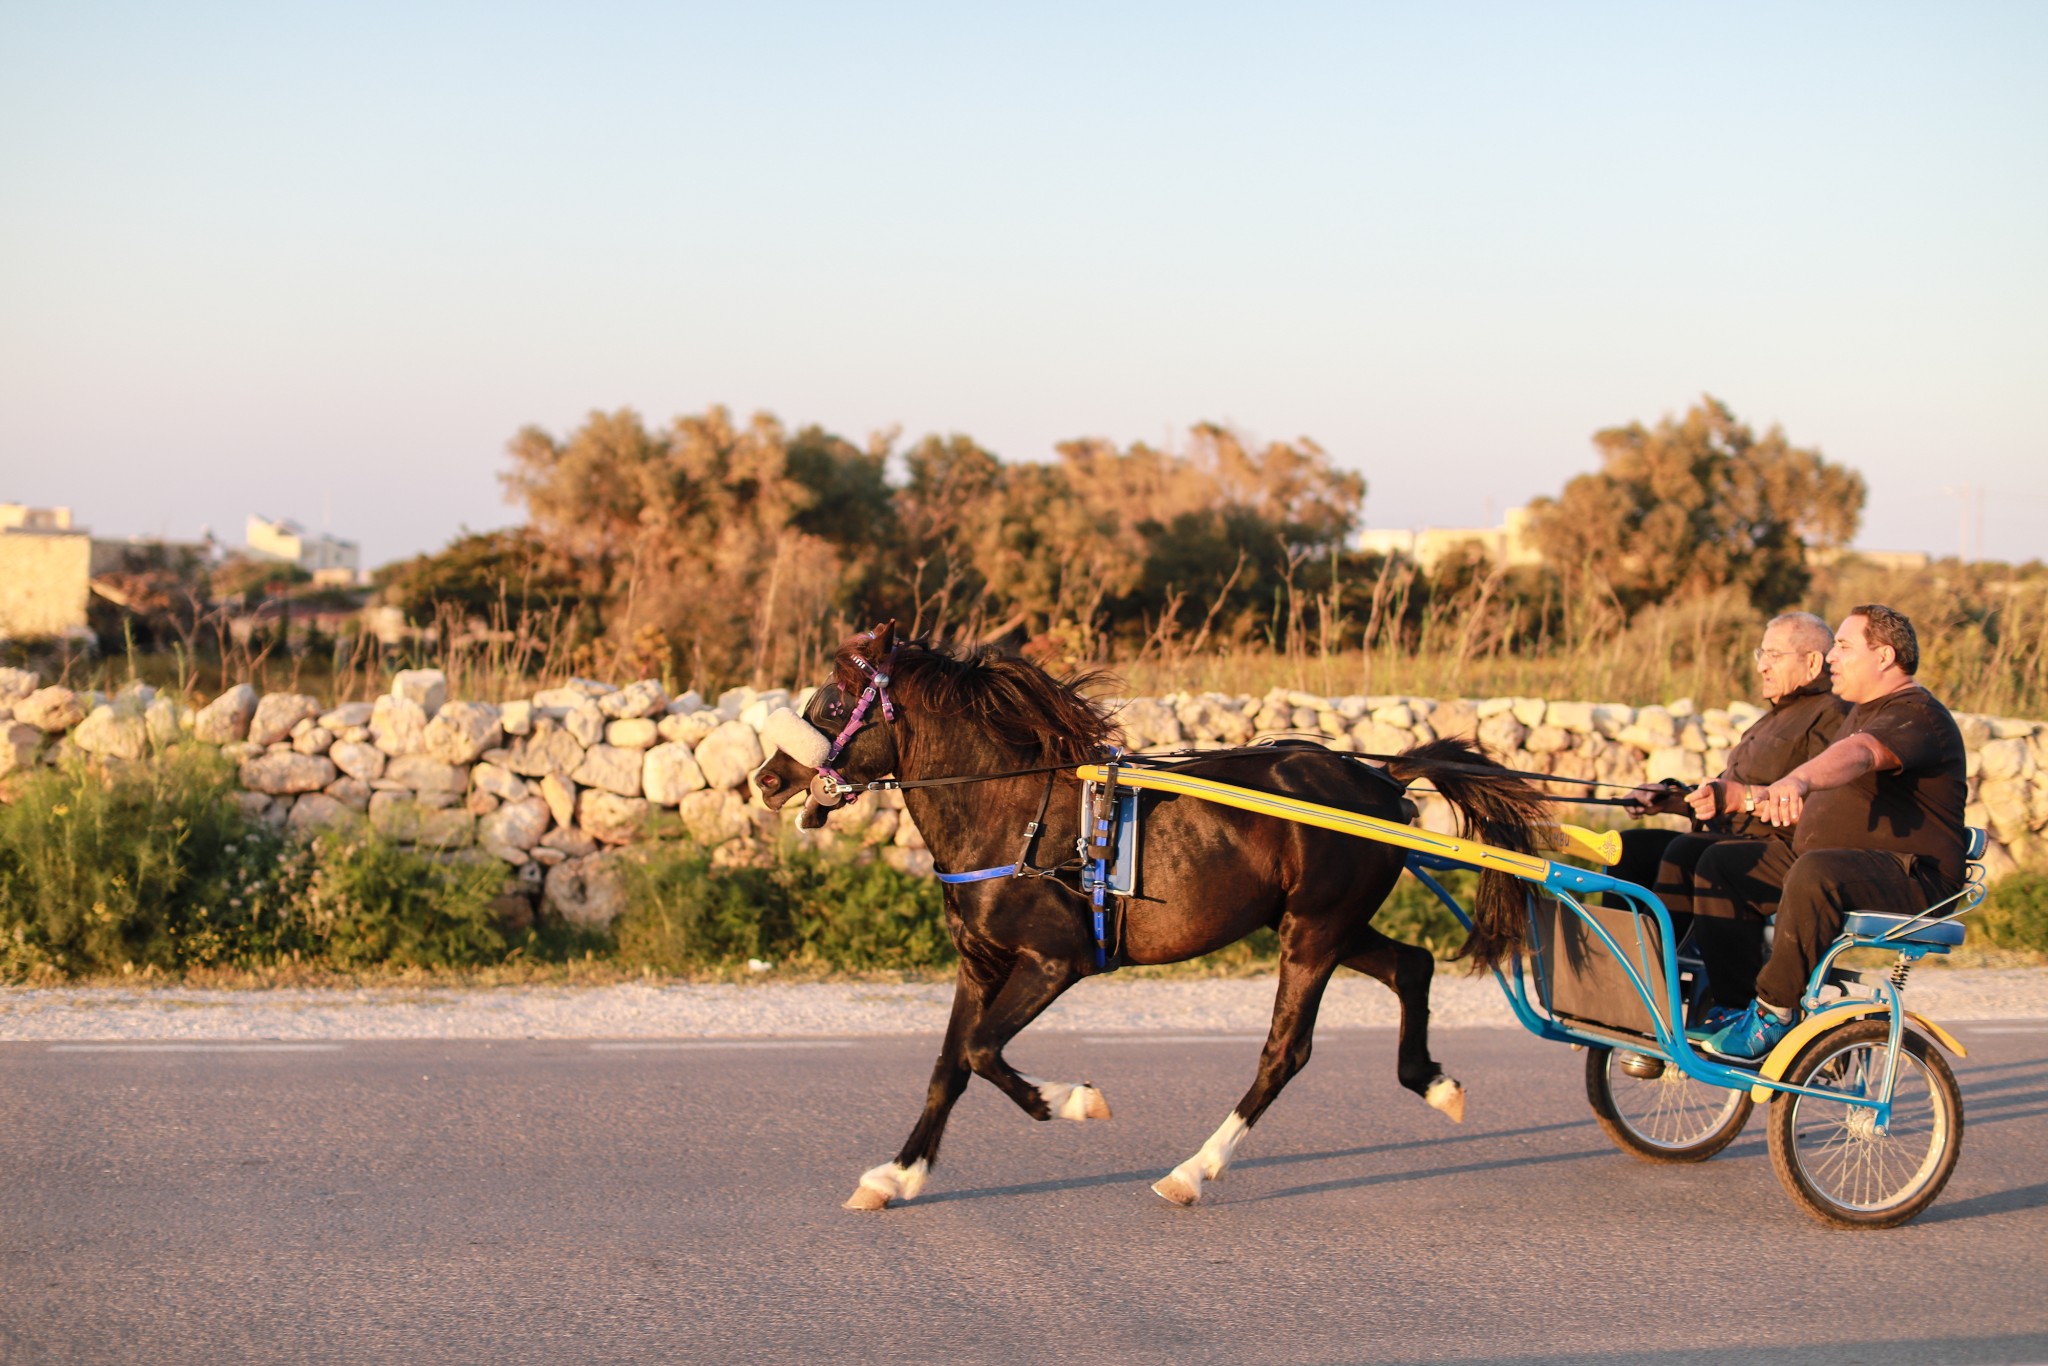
[1753,648,1813,664]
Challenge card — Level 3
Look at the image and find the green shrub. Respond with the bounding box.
[613,841,949,973]
[288,833,508,969]
[0,746,287,977]
[1976,868,2048,956]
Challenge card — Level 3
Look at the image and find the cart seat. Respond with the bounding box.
[1842,912,1965,948]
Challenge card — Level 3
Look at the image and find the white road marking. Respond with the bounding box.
[48,1043,344,1053]
[1081,1034,1270,1045]
[587,1040,858,1051]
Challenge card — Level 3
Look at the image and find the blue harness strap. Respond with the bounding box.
[935,864,1024,885]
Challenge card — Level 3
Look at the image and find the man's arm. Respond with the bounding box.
[1754,732,1902,827]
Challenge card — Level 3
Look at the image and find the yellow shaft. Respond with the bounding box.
[1074,764,1555,881]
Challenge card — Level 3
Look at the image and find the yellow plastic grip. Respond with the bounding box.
[1540,824,1623,866]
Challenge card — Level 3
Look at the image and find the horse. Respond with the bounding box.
[752,623,1545,1210]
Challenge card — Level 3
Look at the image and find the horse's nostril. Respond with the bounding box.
[759,773,780,791]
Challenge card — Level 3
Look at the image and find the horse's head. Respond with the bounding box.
[753,621,902,827]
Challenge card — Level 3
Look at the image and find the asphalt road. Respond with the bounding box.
[4,1025,2046,1366]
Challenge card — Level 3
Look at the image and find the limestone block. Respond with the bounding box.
[499,700,533,736]
[472,762,529,804]
[529,846,568,868]
[390,668,448,717]
[16,686,84,733]
[0,667,39,707]
[716,686,753,720]
[1724,701,1763,730]
[480,797,551,852]
[318,702,375,730]
[1350,720,1413,757]
[1992,717,2038,740]
[221,741,264,764]
[882,848,936,877]
[1591,703,1635,739]
[293,726,335,756]
[384,754,467,795]
[678,788,752,846]
[144,696,183,748]
[368,791,471,847]
[1703,749,1729,780]
[1475,712,1527,756]
[657,711,722,747]
[1953,713,1992,749]
[0,722,43,775]
[598,678,668,720]
[668,690,706,715]
[370,694,429,756]
[1316,710,1349,739]
[541,824,600,857]
[1523,724,1572,755]
[423,701,503,766]
[466,788,500,816]
[1980,778,2032,844]
[286,793,358,837]
[239,751,338,795]
[643,742,708,804]
[227,791,278,825]
[329,741,386,783]
[500,722,585,778]
[1677,716,1708,754]
[1370,703,1415,729]
[894,815,927,851]
[541,773,579,827]
[248,693,321,746]
[73,706,148,760]
[1510,697,1546,728]
[1429,700,1478,742]
[1980,738,2035,782]
[543,852,627,929]
[605,717,659,750]
[1644,747,1705,786]
[580,792,649,844]
[694,720,764,791]
[571,744,643,797]
[1116,698,1183,749]
[324,775,372,812]
[560,702,603,748]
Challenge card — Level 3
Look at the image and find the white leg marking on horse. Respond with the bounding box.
[843,1158,928,1211]
[1152,1111,1249,1207]
[1425,1074,1466,1124]
[1024,1076,1113,1122]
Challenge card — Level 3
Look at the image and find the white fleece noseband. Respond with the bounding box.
[762,707,832,768]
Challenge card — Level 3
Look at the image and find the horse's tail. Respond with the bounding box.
[1383,737,1548,973]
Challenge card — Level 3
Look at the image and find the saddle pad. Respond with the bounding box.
[1079,782,1141,898]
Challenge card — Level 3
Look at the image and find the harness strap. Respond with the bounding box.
[932,770,1070,886]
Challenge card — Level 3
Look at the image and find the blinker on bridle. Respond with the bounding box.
[813,633,897,804]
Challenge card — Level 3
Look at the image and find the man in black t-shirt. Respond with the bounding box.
[1693,604,1969,1059]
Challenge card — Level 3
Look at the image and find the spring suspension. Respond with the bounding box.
[1890,954,1914,991]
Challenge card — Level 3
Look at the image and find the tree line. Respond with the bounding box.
[373,395,1873,691]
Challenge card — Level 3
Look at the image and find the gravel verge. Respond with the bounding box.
[4,968,2046,1041]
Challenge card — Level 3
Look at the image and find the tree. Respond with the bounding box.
[1524,396,1865,613]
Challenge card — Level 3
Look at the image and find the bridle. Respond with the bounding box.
[812,634,898,802]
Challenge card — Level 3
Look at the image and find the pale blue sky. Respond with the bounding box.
[2,1,2043,567]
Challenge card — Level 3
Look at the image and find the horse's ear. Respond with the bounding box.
[872,619,897,656]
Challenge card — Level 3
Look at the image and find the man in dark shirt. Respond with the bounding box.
[1609,612,1848,1002]
[1693,604,1969,1059]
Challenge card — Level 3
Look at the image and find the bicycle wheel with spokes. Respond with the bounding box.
[1586,1045,1753,1163]
[1766,1020,1963,1229]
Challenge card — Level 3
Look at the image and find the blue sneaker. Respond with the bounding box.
[1704,1001,1795,1060]
[1685,1003,1746,1040]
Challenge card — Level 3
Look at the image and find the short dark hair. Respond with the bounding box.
[1849,603,1919,675]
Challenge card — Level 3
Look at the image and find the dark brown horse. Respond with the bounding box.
[753,624,1544,1209]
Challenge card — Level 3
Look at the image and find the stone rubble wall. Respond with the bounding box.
[2,666,2044,930]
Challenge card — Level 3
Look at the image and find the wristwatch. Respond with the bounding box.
[1742,785,1757,814]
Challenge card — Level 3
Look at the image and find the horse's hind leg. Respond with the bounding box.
[1154,947,1338,1207]
[1343,927,1464,1123]
[845,957,999,1211]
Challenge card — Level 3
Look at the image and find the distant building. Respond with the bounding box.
[247,515,361,579]
[1356,507,1544,572]
[0,505,93,639]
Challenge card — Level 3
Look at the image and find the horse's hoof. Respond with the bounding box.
[1061,1083,1112,1122]
[1426,1076,1466,1124]
[1152,1171,1200,1206]
[844,1159,927,1211]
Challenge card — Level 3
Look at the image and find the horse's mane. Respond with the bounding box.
[834,638,1119,763]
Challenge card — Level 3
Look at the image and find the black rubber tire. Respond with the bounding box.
[1585,1045,1754,1164]
[1766,1020,1963,1229]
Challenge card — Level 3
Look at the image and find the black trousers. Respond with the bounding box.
[1693,842,1950,1012]
[1609,828,1767,1006]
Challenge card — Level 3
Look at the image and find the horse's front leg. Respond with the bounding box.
[966,951,1109,1122]
[1343,927,1464,1123]
[1154,943,1338,1207]
[844,957,999,1211]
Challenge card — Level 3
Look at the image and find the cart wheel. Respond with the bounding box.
[1766,1020,1963,1229]
[1585,1045,1753,1163]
